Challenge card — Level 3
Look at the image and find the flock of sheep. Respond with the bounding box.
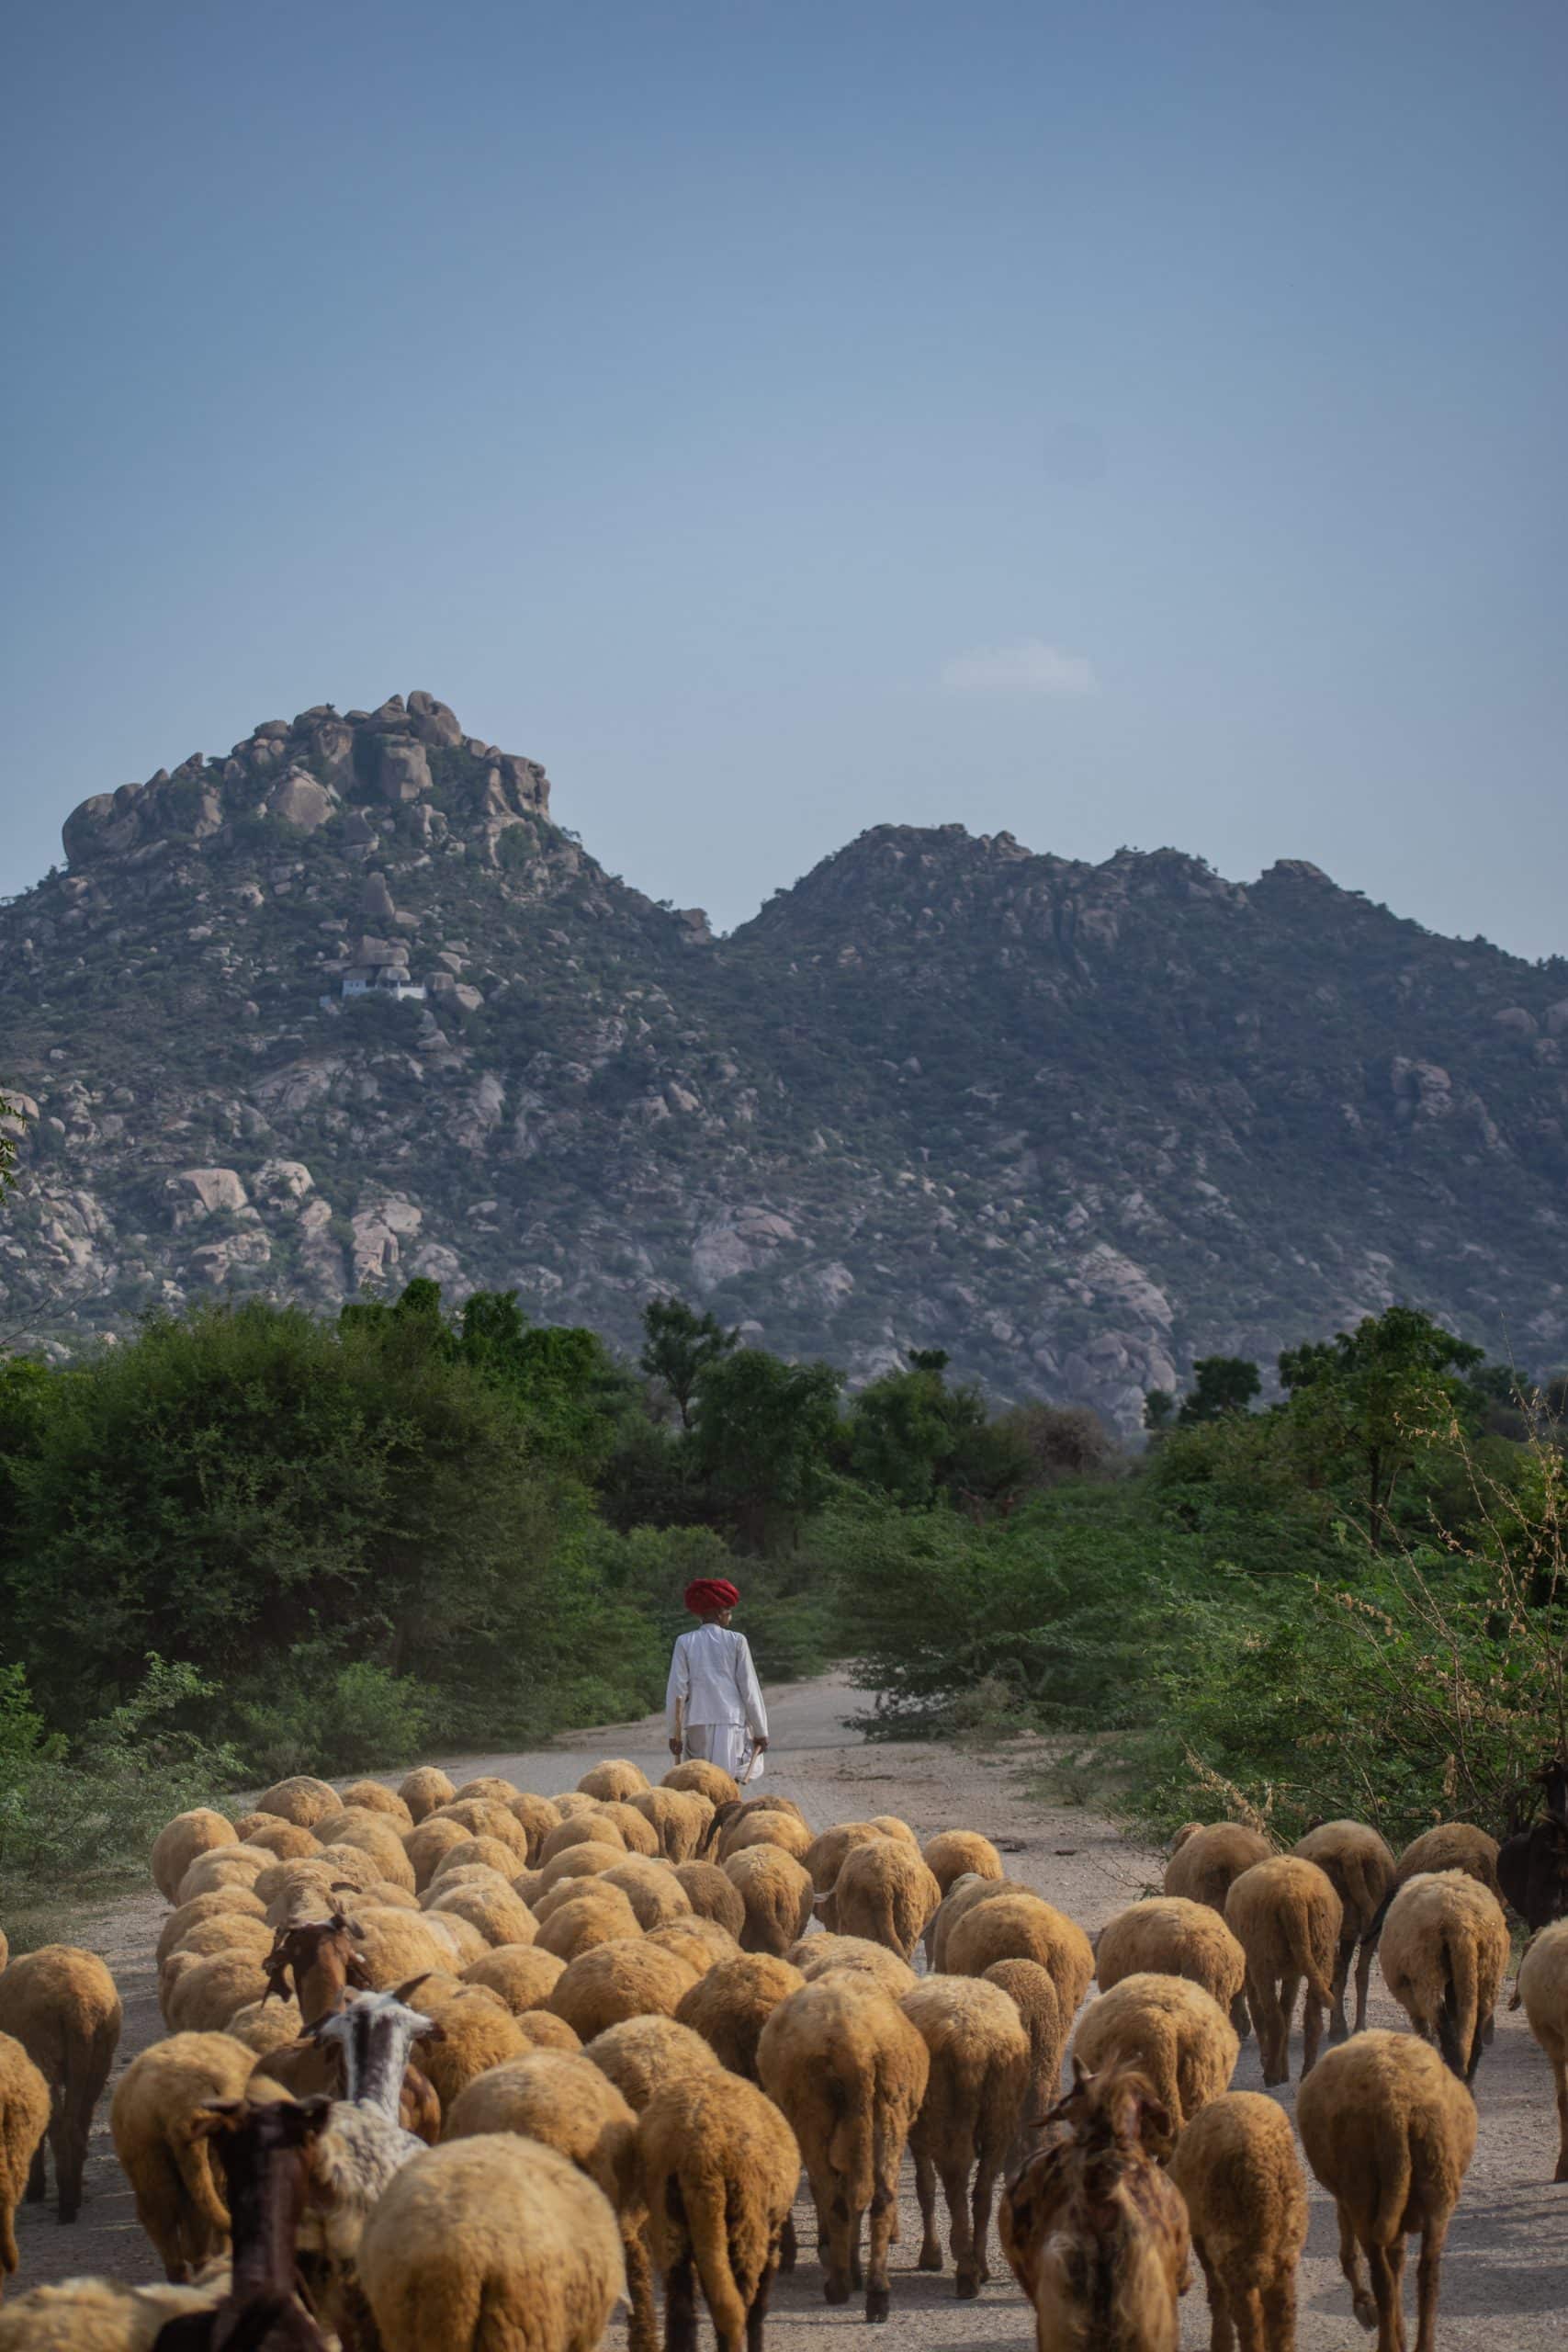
[0,1758,1561,2351]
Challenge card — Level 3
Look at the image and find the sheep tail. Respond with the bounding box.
[175,2131,231,2244]
[681,2164,748,2347]
[828,2102,875,2216]
[1285,1905,1335,2011]
[1437,1928,1479,2078]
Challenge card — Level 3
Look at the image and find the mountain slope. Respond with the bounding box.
[3,694,1565,1427]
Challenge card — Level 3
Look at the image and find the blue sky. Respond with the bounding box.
[4,2,1564,954]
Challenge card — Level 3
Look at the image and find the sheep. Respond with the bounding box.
[425,1882,538,1951]
[147,2093,333,2350]
[584,2017,723,2113]
[398,1767,456,1824]
[928,1871,1032,1972]
[640,1923,733,1982]
[420,1864,517,1913]
[0,2036,50,2296]
[151,1814,238,1906]
[0,1946,121,2224]
[757,1971,930,2322]
[982,1958,1066,2129]
[802,1823,883,1896]
[676,1955,805,2079]
[255,1776,340,1829]
[513,2013,581,2055]
[312,1809,417,1893]
[154,1900,268,1969]
[446,2051,654,2352]
[1096,1898,1247,2021]
[1378,1869,1510,2083]
[461,1946,566,2016]
[1164,1823,1274,1916]
[597,1860,693,1932]
[945,1891,1096,2023]
[1167,2090,1308,2352]
[921,1830,1004,1899]
[406,1982,534,2110]
[428,1835,522,1885]
[223,1997,305,2066]
[401,1816,480,1892]
[163,1954,271,2039]
[0,2272,226,2349]
[453,1777,523,1805]
[553,1792,604,1820]
[631,1790,715,1865]
[1224,1857,1341,2086]
[158,1920,276,1982]
[174,1848,269,1910]
[236,1820,320,1863]
[702,1799,807,1862]
[536,1887,643,1964]
[540,1815,628,1868]
[548,1941,701,2042]
[1071,1973,1239,2136]
[673,1862,746,1938]
[1511,1917,1568,2180]
[787,1935,916,1998]
[577,1760,651,1804]
[592,1804,662,1860]
[724,1848,815,1959]
[344,1907,461,1993]
[1001,2060,1190,2352]
[638,2068,799,2352]
[821,1838,942,1962]
[1297,2028,1476,2352]
[109,2034,257,2282]
[536,1844,629,1900]
[339,1780,413,1826]
[901,1975,1032,2298]
[358,2132,625,2352]
[1391,1820,1502,1903]
[664,1758,740,1806]
[1294,1818,1398,2039]
[507,1792,563,1863]
[718,1812,813,1868]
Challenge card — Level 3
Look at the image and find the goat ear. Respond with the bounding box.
[1070,2053,1091,2088]
[347,1954,374,1990]
[415,2018,447,2044]
[391,1972,433,2004]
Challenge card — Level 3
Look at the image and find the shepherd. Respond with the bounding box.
[667,1577,771,1783]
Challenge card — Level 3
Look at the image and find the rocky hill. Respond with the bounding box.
[3,691,1566,1430]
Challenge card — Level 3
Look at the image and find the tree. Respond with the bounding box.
[688,1348,841,1549]
[1279,1306,1484,1552]
[847,1356,1032,1511]
[1144,1390,1178,1434]
[640,1296,738,1430]
[1178,1357,1262,1426]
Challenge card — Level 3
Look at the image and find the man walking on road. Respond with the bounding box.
[667,1577,770,1782]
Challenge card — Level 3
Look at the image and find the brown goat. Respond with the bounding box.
[149,2097,334,2349]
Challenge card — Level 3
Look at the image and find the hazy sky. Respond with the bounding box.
[5,2,1564,955]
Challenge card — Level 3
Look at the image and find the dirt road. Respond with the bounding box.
[17,1674,1566,2346]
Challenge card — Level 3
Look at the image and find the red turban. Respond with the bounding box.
[684,1577,739,1615]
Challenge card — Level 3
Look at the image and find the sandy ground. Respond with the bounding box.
[15,1672,1567,2346]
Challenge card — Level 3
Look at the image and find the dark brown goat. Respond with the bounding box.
[1498,1760,1568,1933]
[151,2098,333,2351]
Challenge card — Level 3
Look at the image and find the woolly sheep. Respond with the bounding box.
[639,2068,799,2352]
[313,1846,389,1899]
[758,1972,929,2322]
[462,1947,566,2016]
[982,1959,1066,2128]
[427,1800,532,1863]
[506,1792,561,1863]
[1164,1823,1274,1917]
[158,1917,275,1973]
[902,1975,1032,2298]
[400,1818,478,1894]
[1168,2091,1308,2352]
[164,1952,271,2038]
[1224,1857,1341,2086]
[630,1789,712,1863]
[1096,1897,1247,2018]
[312,1810,416,1892]
[256,1775,340,1828]
[597,1860,692,1932]
[236,1820,319,1863]
[109,2032,256,2281]
[398,1767,456,1824]
[946,1892,1096,2023]
[1294,1818,1397,2039]
[453,1777,522,1805]
[548,1940,701,2042]
[536,1888,643,1964]
[584,2017,723,2113]
[718,1812,813,1867]
[802,1823,884,1896]
[643,1921,738,1979]
[673,1862,747,1937]
[532,1873,620,1927]
[419,1864,516,1910]
[446,2051,654,2352]
[788,1935,916,1998]
[536,1844,629,1899]
[577,1760,651,1804]
[357,2133,625,2352]
[921,1831,1004,1898]
[152,1813,239,1905]
[1392,1821,1502,1903]
[663,1758,740,1806]
[0,2035,49,2294]
[349,1908,466,1992]
[676,1955,805,2079]
[410,1982,535,2111]
[1379,1869,1509,2083]
[340,1780,413,1826]
[541,1815,627,1867]
[824,1839,942,1962]
[1297,2029,1476,2352]
[929,1872,1033,1972]
[552,1792,604,1820]
[223,1996,304,2063]
[0,1947,121,2223]
[592,1804,661,1860]
[1512,1918,1568,2180]
[1071,1973,1239,2136]
[154,1894,266,1970]
[0,2273,228,2349]
[175,1848,269,1909]
[724,1848,815,1959]
[428,1836,521,1885]
[425,1883,538,1951]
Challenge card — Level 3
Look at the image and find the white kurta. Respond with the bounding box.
[666,1624,769,1781]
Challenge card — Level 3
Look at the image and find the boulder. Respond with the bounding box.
[166,1168,250,1225]
[362,872,397,922]
[264,770,337,831]
[374,737,431,801]
[407,691,463,747]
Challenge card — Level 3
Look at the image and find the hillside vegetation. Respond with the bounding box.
[5,692,1568,1432]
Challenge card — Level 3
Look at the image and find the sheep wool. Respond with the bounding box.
[821,1838,942,1962]
[0,1948,122,2225]
[1168,2091,1308,2352]
[945,1893,1095,2022]
[638,2070,799,2352]
[584,2016,723,2114]
[981,1959,1066,2128]
[536,1887,643,1965]
[723,1848,815,1959]
[631,1789,713,1864]
[1379,1870,1510,2084]
[921,1831,1005,1899]
[1514,1919,1568,2182]
[663,1758,741,1808]
[0,2035,49,2287]
[255,1775,340,1829]
[788,1935,917,1999]
[151,1812,239,1905]
[548,1940,701,2042]
[1095,1897,1247,2018]
[1070,1973,1239,2137]
[1163,1823,1273,1917]
[109,2031,257,2282]
[339,1780,414,1826]
[901,1975,1032,2298]
[676,1955,805,2081]
[1224,1857,1341,2087]
[398,1767,457,1825]
[644,1919,739,1977]
[597,1861,693,1932]
[577,1760,652,1804]
[507,1792,563,1864]
[460,1945,566,2017]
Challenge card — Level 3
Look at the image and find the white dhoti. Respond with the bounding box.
[682,1723,763,1781]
